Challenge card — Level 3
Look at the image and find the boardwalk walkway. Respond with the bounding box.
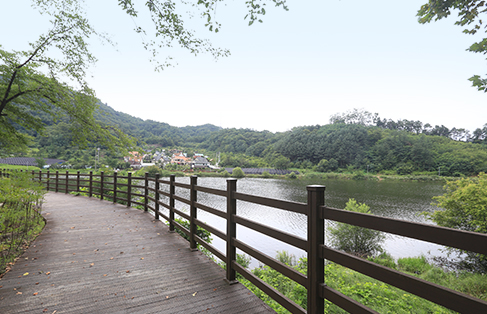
[0,193,274,314]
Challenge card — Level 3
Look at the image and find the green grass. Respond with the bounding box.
[1,172,46,276]
[0,164,41,171]
[238,253,486,314]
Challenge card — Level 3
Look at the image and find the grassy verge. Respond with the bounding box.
[239,252,487,313]
[299,170,450,181]
[0,172,46,277]
[1,164,456,181]
[0,164,41,171]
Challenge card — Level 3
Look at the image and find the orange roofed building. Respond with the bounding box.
[170,152,191,165]
[124,151,144,165]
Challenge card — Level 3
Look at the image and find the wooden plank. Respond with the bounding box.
[0,193,274,314]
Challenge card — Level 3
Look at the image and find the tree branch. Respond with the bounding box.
[0,69,18,115]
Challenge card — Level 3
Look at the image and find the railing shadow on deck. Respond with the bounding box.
[2,169,487,314]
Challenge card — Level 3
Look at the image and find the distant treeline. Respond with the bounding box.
[13,104,487,176]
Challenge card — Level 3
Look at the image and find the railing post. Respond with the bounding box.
[144,172,149,212]
[189,175,198,251]
[113,172,118,203]
[65,171,69,193]
[127,172,132,207]
[77,171,80,192]
[307,185,325,314]
[225,178,237,284]
[100,171,104,200]
[38,170,42,185]
[89,171,93,197]
[169,175,176,232]
[55,171,59,192]
[154,173,160,220]
[46,171,50,191]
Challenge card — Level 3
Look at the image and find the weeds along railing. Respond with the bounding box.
[1,169,487,313]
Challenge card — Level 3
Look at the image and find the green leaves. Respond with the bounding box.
[0,172,46,274]
[328,199,385,258]
[417,0,487,92]
[1,2,135,154]
[244,0,283,26]
[430,173,487,272]
[469,74,487,92]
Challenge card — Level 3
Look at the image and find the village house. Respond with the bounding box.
[124,151,150,169]
[170,152,191,165]
[192,156,210,169]
[124,151,143,164]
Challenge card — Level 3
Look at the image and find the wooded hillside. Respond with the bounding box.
[8,103,487,176]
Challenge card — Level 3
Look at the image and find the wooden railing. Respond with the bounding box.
[2,169,487,313]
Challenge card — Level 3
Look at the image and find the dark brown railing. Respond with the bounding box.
[2,169,487,313]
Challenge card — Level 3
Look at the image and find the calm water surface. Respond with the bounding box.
[158,177,446,267]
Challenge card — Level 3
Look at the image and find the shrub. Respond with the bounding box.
[221,170,230,177]
[145,165,163,177]
[243,251,485,314]
[1,172,46,274]
[169,217,212,244]
[231,167,245,178]
[287,172,297,179]
[396,162,415,175]
[328,199,385,257]
[316,158,339,173]
[428,173,487,273]
[275,250,297,266]
[261,171,272,178]
[368,252,397,269]
[397,256,431,274]
[352,171,365,180]
[35,157,46,169]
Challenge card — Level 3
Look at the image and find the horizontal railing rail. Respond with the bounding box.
[1,168,486,313]
[322,206,487,255]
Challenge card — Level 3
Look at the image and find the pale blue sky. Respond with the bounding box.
[3,0,486,133]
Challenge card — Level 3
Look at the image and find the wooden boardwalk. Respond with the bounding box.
[0,193,274,314]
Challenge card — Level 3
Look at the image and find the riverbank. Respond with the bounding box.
[2,169,483,312]
[148,168,453,182]
[239,252,487,314]
[0,163,460,182]
[154,167,455,182]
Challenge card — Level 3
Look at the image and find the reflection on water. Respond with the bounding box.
[158,177,446,267]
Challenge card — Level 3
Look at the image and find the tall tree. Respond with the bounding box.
[329,108,378,126]
[73,0,288,70]
[2,0,289,153]
[418,1,487,92]
[1,2,135,153]
[430,173,487,272]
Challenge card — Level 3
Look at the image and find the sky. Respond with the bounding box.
[2,0,487,133]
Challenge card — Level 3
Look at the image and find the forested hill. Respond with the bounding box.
[95,103,487,176]
[15,102,487,177]
[11,101,222,146]
[96,103,222,146]
[270,124,487,176]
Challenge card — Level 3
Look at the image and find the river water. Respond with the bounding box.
[157,177,446,268]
